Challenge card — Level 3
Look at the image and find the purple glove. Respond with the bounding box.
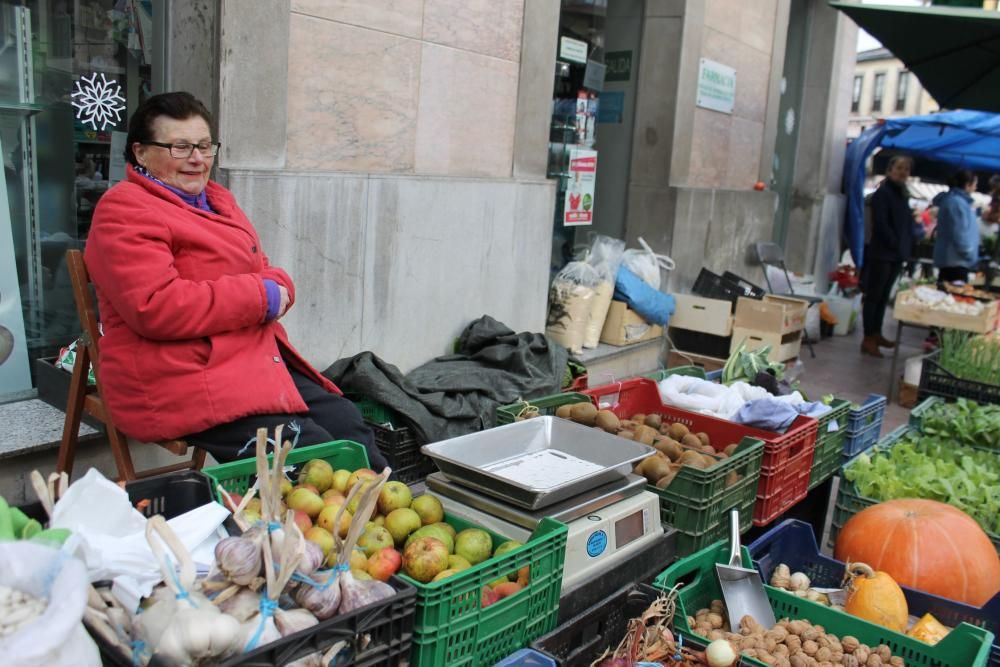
[263,279,281,321]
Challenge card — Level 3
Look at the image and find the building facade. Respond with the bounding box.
[1,0,859,402]
[847,47,938,140]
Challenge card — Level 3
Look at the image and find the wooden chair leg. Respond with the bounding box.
[191,447,207,470]
[56,348,90,477]
[107,426,138,482]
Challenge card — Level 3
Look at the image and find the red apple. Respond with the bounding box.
[222,492,243,512]
[292,509,312,534]
[481,585,499,608]
[367,547,402,582]
[493,581,523,600]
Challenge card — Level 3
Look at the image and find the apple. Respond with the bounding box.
[317,502,352,538]
[377,481,413,515]
[454,528,492,565]
[331,469,352,493]
[296,483,320,495]
[432,568,459,582]
[349,548,369,571]
[402,537,449,583]
[493,540,523,558]
[448,555,472,571]
[279,479,293,497]
[299,459,335,493]
[373,515,385,527]
[385,508,422,545]
[480,585,499,608]
[292,509,313,534]
[245,498,262,513]
[411,494,444,525]
[221,491,243,512]
[287,487,325,519]
[487,576,508,589]
[347,480,376,514]
[242,508,262,524]
[321,489,347,505]
[304,526,335,557]
[493,581,523,599]
[431,522,457,541]
[357,526,395,557]
[516,566,530,587]
[405,525,454,554]
[352,569,373,581]
[346,468,377,493]
[367,547,402,582]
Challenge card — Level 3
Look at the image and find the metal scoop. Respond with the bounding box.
[716,509,775,629]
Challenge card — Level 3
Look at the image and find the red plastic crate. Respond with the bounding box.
[584,378,818,526]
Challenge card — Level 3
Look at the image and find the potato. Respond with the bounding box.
[633,424,657,445]
[723,442,740,457]
[594,410,620,433]
[681,433,703,450]
[643,456,672,483]
[700,444,717,456]
[644,413,663,430]
[555,404,574,420]
[678,449,708,469]
[668,422,690,440]
[655,438,683,461]
[695,432,711,448]
[570,402,598,425]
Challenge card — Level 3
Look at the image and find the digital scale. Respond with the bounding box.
[427,472,662,594]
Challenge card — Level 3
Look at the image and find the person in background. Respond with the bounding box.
[862,155,915,358]
[933,169,979,287]
[85,92,387,468]
[984,174,1000,226]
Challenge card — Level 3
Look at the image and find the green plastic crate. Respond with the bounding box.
[203,440,370,502]
[495,392,590,426]
[643,365,708,382]
[658,462,759,535]
[908,395,943,431]
[403,514,567,666]
[351,396,398,426]
[808,397,850,489]
[653,542,995,667]
[829,426,1000,554]
[669,486,757,558]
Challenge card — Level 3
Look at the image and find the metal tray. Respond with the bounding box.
[421,416,654,510]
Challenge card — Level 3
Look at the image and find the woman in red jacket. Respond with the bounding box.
[85,92,386,468]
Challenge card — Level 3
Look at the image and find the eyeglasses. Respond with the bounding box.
[141,141,221,159]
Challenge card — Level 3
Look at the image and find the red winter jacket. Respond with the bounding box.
[84,165,341,442]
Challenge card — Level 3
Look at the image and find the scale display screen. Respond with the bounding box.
[614,509,645,549]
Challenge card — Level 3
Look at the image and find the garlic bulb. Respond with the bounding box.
[294,571,342,620]
[157,605,242,666]
[770,563,791,589]
[338,569,395,614]
[296,541,324,578]
[789,571,811,592]
[215,535,263,586]
[274,607,318,637]
[217,587,262,623]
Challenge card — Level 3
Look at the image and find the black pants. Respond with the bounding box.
[937,266,968,287]
[862,260,901,337]
[184,365,387,469]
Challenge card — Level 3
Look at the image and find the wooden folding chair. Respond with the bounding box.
[57,249,206,480]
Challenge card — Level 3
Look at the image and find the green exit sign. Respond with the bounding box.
[605,50,632,82]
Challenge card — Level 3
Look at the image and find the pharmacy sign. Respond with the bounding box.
[697,58,736,114]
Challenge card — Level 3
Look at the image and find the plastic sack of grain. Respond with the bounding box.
[583,235,626,348]
[546,261,599,355]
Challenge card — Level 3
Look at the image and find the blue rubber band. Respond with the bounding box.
[290,564,345,591]
[244,598,279,652]
[131,640,147,667]
[267,521,282,533]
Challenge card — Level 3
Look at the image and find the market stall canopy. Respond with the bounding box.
[842,110,1000,267]
[830,2,1000,112]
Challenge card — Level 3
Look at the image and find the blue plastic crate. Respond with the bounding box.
[845,393,886,432]
[749,519,1000,667]
[493,649,558,667]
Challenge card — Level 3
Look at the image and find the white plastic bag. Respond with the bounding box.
[583,235,626,349]
[0,542,100,667]
[546,261,599,355]
[622,237,675,289]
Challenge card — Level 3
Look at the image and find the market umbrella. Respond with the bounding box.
[831,2,1000,112]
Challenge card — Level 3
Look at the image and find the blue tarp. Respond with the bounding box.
[843,110,1000,267]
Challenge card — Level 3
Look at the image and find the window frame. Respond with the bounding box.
[895,70,909,112]
[851,74,863,113]
[872,71,886,113]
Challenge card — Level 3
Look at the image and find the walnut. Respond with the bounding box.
[841,636,860,653]
[818,636,832,649]
[841,656,860,667]
[816,647,833,662]
[788,620,808,635]
[819,663,835,667]
[774,643,790,657]
[764,637,778,653]
[687,616,697,628]
[855,646,870,663]
[708,612,724,629]
[801,627,821,642]
[695,623,712,638]
[771,625,789,642]
[790,657,810,667]
[741,636,759,650]
[775,658,792,667]
[758,652,778,666]
[708,629,724,641]
[803,639,819,656]
[866,655,883,667]
[889,658,904,667]
[785,635,803,652]
[831,652,844,664]
[876,646,892,661]
[744,648,759,658]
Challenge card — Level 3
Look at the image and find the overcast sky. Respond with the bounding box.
[856,0,926,51]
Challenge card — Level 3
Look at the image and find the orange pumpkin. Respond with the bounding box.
[834,499,1000,607]
[844,562,908,632]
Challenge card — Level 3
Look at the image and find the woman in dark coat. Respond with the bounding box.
[862,156,915,358]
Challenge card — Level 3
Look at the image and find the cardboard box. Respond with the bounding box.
[893,289,1000,334]
[734,295,808,335]
[667,350,726,373]
[671,293,733,336]
[600,300,663,346]
[668,327,732,359]
[730,327,802,363]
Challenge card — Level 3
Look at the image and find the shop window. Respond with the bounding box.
[851,74,862,113]
[0,1,162,399]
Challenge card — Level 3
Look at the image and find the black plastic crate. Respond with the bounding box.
[668,326,732,359]
[531,583,710,666]
[918,349,1000,405]
[368,421,434,485]
[692,268,765,307]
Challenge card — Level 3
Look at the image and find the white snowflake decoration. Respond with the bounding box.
[71,73,126,131]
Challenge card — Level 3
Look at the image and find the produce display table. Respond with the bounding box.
[888,289,1000,399]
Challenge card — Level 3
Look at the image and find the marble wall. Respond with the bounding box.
[285,0,525,178]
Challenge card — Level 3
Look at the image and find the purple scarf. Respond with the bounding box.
[135,165,214,213]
